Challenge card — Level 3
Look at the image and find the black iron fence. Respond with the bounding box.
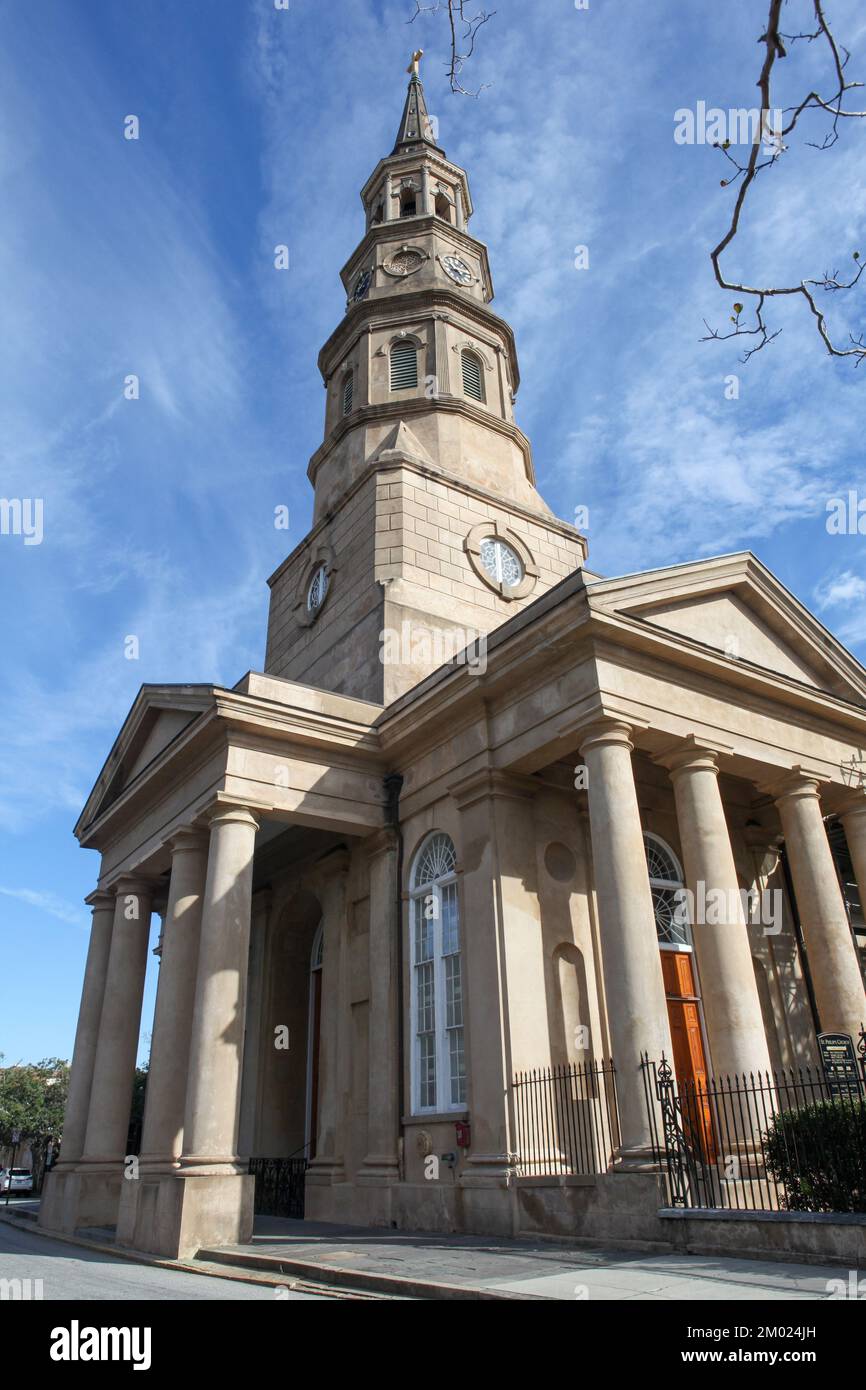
[248,1152,310,1219]
[641,1054,866,1213]
[511,1059,619,1176]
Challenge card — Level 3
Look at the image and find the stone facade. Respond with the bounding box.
[40,72,866,1259]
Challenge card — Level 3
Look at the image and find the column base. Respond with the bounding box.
[357,1155,401,1186]
[306,1154,346,1186]
[459,1152,516,1186]
[39,1164,123,1234]
[613,1146,665,1173]
[115,1172,254,1259]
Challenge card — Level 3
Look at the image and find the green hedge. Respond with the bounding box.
[763,1097,866,1213]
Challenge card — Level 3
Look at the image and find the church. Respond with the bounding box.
[41,65,866,1259]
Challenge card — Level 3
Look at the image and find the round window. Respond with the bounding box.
[306,564,330,616]
[479,537,523,588]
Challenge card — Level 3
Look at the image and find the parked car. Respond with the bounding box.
[0,1168,33,1194]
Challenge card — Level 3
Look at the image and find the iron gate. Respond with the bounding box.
[248,1154,309,1219]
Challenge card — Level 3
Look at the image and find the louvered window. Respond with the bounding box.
[342,372,353,416]
[461,350,484,402]
[390,339,418,391]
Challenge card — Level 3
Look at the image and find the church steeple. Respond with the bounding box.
[393,54,441,153]
[263,59,586,704]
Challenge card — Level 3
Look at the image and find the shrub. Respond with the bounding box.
[763,1096,866,1213]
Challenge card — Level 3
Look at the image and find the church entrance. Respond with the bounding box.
[660,949,714,1158]
[645,833,715,1158]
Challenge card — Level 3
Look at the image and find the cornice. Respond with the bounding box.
[266,454,582,590]
[307,394,535,491]
[340,215,490,296]
[317,282,518,388]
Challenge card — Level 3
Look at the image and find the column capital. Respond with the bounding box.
[653,734,733,777]
[576,717,634,756]
[167,826,210,855]
[837,790,866,825]
[364,826,400,863]
[762,765,827,804]
[447,766,538,811]
[109,874,159,900]
[84,888,115,912]
[314,845,352,880]
[205,802,261,832]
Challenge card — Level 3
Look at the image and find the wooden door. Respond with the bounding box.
[661,952,715,1159]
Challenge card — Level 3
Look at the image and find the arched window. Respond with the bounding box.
[461,349,485,402]
[409,832,465,1113]
[342,371,353,417]
[434,190,453,222]
[400,186,417,217]
[644,833,689,948]
[390,338,418,391]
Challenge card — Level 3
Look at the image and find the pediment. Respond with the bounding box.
[587,553,866,704]
[76,685,214,835]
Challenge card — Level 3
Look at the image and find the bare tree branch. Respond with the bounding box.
[408,0,495,96]
[704,0,866,365]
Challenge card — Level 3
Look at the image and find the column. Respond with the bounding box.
[53,890,115,1168]
[138,830,209,1168]
[579,720,672,1162]
[450,769,547,1185]
[307,850,350,1182]
[839,795,866,980]
[180,805,260,1171]
[421,165,431,216]
[236,889,273,1157]
[81,877,155,1164]
[775,773,865,1040]
[361,831,400,1182]
[661,741,773,1079]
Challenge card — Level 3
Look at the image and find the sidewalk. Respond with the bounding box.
[199,1216,844,1301]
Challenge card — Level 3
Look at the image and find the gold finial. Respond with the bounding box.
[407,49,423,79]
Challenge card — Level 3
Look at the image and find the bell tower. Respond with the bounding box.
[265,60,586,704]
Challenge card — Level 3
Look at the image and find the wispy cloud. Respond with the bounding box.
[0,886,88,928]
[814,569,866,610]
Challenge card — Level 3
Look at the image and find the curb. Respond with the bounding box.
[0,1208,535,1300]
[0,1209,383,1299]
[198,1244,542,1300]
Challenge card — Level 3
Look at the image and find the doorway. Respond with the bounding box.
[645,832,715,1157]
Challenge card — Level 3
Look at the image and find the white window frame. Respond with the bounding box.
[479,536,523,588]
[306,563,329,616]
[408,833,465,1115]
[644,831,691,952]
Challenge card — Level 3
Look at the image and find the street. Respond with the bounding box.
[0,1219,329,1301]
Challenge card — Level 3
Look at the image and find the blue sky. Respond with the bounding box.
[2,0,866,1065]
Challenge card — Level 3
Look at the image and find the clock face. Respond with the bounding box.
[443,255,472,286]
[352,269,372,302]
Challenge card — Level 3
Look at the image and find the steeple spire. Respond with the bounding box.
[393,53,440,153]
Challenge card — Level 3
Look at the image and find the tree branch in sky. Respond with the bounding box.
[703,0,866,365]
